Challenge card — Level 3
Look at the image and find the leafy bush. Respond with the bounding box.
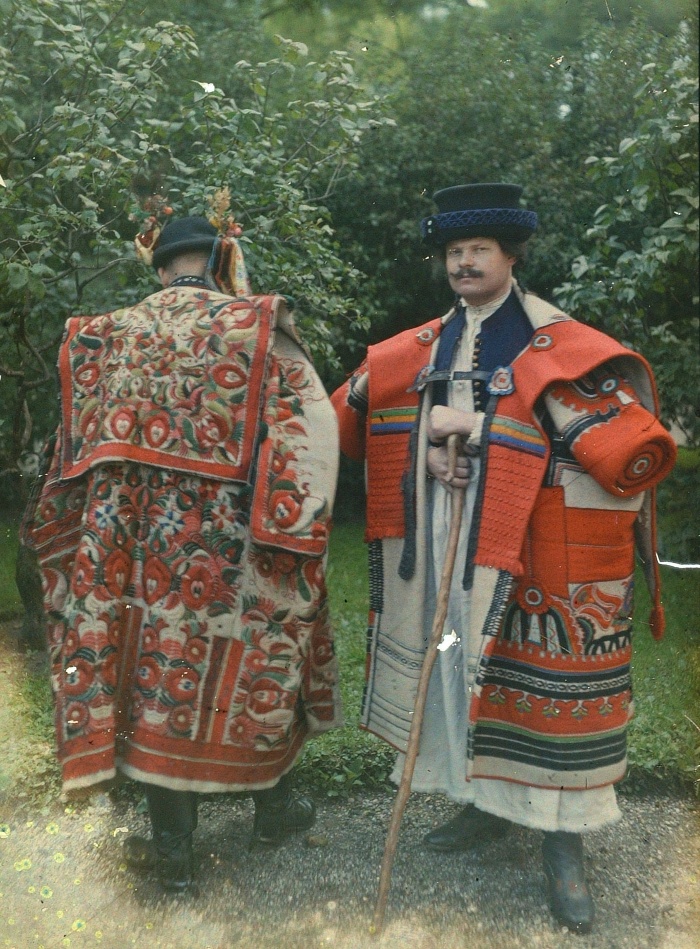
[555,23,699,444]
[0,0,390,504]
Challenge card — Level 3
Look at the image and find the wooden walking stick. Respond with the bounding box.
[370,434,466,936]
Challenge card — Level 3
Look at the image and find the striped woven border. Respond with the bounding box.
[489,417,547,457]
[369,406,418,435]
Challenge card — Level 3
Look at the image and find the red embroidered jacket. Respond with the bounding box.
[332,314,677,637]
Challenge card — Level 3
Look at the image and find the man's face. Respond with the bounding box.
[444,237,515,306]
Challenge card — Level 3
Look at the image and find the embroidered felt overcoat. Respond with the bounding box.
[332,290,676,791]
[23,286,341,793]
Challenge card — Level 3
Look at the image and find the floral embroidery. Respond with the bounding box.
[59,290,276,483]
[23,289,339,791]
[29,456,339,786]
[250,349,336,556]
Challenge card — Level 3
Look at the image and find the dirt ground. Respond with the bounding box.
[1,789,699,949]
[1,620,698,949]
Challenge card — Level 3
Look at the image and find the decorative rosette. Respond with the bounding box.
[516,578,551,615]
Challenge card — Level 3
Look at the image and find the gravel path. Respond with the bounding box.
[1,786,698,949]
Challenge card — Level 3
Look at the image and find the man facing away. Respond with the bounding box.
[22,213,342,892]
[332,183,677,933]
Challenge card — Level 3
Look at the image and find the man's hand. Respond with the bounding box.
[427,444,471,489]
[427,405,478,443]
[351,371,368,399]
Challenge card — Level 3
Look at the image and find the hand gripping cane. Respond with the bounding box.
[371,433,466,935]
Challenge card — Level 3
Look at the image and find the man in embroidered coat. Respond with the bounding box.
[22,215,341,891]
[331,183,677,933]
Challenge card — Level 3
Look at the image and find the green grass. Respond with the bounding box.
[627,564,700,789]
[0,521,22,620]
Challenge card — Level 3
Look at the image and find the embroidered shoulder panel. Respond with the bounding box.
[59,289,278,483]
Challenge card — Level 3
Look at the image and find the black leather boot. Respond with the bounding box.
[250,773,316,846]
[423,804,510,852]
[124,785,198,893]
[542,831,595,934]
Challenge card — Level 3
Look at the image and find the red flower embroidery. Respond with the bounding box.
[109,406,137,440]
[141,626,159,652]
[254,552,275,579]
[163,667,200,703]
[136,656,162,692]
[103,549,131,598]
[64,629,80,656]
[64,657,95,697]
[269,488,303,529]
[251,550,301,588]
[183,637,209,665]
[144,412,172,448]
[245,677,294,719]
[274,553,297,576]
[72,551,95,598]
[75,362,99,389]
[143,556,171,604]
[39,499,57,521]
[194,414,229,448]
[168,704,194,736]
[516,579,551,615]
[180,563,217,611]
[212,363,247,389]
[65,702,89,732]
[106,617,121,647]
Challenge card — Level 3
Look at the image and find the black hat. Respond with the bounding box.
[421,183,538,246]
[152,216,218,270]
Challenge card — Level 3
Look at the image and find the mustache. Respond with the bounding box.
[450,268,484,279]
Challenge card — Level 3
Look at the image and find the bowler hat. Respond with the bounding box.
[421,183,537,246]
[152,216,218,270]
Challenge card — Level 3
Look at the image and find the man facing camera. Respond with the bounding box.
[332,183,676,933]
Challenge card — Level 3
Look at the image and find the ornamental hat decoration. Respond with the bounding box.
[133,187,251,297]
[420,182,538,246]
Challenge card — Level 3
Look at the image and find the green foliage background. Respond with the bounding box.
[0,0,392,498]
[0,0,697,502]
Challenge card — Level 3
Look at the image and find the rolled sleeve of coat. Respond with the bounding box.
[544,378,677,497]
